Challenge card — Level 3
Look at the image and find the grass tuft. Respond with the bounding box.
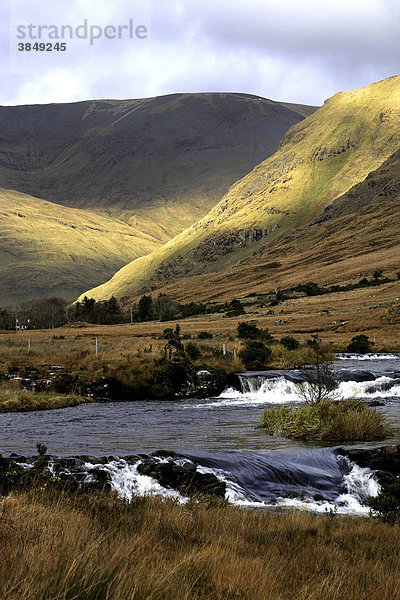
[260,399,389,441]
[0,381,92,413]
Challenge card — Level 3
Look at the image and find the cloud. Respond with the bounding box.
[1,0,399,106]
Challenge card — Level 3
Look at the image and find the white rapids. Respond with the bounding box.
[200,375,400,408]
[81,456,381,517]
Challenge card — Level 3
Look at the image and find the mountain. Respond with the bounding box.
[0,93,317,304]
[80,77,400,303]
[148,147,400,303]
[0,93,314,244]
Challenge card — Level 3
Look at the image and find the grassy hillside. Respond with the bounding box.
[81,77,400,302]
[0,188,161,304]
[0,93,313,243]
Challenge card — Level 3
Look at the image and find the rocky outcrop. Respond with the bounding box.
[137,452,226,498]
[336,445,400,484]
[0,451,226,499]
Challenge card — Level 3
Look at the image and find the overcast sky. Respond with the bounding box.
[1,0,399,106]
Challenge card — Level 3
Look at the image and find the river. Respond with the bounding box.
[1,353,399,515]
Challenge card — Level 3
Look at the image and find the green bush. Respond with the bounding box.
[369,479,400,524]
[260,399,389,441]
[197,331,213,339]
[237,322,274,342]
[185,342,201,361]
[239,341,272,370]
[237,322,260,339]
[280,336,300,351]
[347,335,371,354]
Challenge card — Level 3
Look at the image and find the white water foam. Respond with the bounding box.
[337,376,400,400]
[85,460,188,503]
[197,457,381,515]
[39,455,381,517]
[197,377,301,407]
[202,374,399,408]
[336,353,399,361]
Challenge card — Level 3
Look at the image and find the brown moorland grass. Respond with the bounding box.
[0,295,398,377]
[0,490,399,600]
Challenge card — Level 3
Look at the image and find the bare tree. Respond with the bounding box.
[297,335,339,405]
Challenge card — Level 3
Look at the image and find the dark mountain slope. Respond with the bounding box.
[0,93,314,242]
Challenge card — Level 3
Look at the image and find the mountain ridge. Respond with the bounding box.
[0,92,316,303]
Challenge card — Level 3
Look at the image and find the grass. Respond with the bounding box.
[0,381,93,413]
[0,490,399,600]
[260,399,390,441]
[0,325,316,386]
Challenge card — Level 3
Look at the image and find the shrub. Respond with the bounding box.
[197,331,213,340]
[162,327,174,339]
[225,299,245,317]
[347,335,371,354]
[280,336,300,351]
[237,322,260,339]
[369,479,400,524]
[239,341,272,370]
[52,372,79,394]
[185,342,201,361]
[260,399,389,441]
[237,322,274,342]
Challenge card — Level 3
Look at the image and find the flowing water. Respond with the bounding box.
[1,354,399,515]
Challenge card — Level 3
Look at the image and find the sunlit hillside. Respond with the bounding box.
[81,77,400,302]
[0,189,160,304]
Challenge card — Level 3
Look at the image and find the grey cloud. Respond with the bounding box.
[0,0,399,106]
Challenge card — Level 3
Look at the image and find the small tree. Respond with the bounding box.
[163,324,185,360]
[239,341,272,370]
[138,295,153,321]
[153,294,180,322]
[347,335,371,354]
[297,336,338,405]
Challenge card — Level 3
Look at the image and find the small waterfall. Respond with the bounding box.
[336,353,400,361]
[210,372,400,408]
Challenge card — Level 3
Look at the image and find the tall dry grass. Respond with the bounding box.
[0,491,399,600]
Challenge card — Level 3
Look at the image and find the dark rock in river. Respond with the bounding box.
[335,370,376,382]
[336,445,400,476]
[137,456,226,498]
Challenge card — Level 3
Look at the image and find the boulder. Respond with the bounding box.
[336,445,400,475]
[137,457,226,498]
